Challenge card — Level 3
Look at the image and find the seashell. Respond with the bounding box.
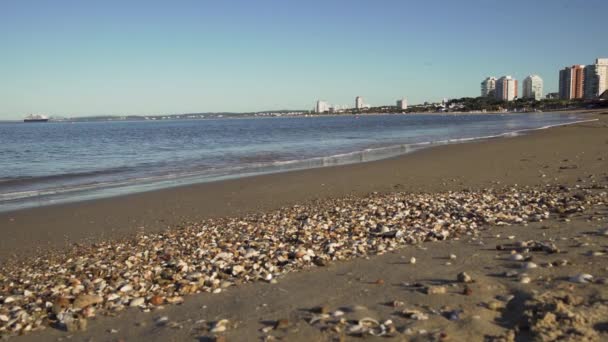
[569,273,593,284]
[129,297,145,307]
[457,272,473,283]
[119,284,133,292]
[73,294,103,310]
[510,254,524,261]
[401,309,428,320]
[210,319,229,333]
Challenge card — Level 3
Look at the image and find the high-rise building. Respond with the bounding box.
[315,100,329,113]
[355,96,364,109]
[495,76,518,101]
[522,75,544,101]
[559,65,585,99]
[481,77,497,97]
[584,58,608,99]
[396,98,408,110]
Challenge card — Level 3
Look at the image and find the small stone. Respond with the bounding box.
[425,286,447,295]
[391,300,405,307]
[313,305,330,314]
[519,276,531,284]
[150,295,164,306]
[463,285,473,296]
[497,294,515,302]
[274,319,289,329]
[119,284,133,292]
[156,316,169,325]
[401,309,428,320]
[486,301,504,311]
[410,257,417,264]
[457,272,473,283]
[521,262,538,270]
[375,279,385,285]
[449,254,457,260]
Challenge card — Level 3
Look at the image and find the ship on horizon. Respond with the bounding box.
[23,114,49,122]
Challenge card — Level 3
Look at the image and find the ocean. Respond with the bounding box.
[0,113,587,212]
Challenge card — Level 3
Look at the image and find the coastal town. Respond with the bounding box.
[314,56,608,115]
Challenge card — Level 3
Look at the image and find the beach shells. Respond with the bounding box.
[457,272,473,283]
[569,274,593,284]
[0,185,605,337]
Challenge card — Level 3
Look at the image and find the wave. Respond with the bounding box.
[0,118,597,212]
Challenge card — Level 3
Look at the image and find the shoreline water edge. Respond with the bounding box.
[0,114,596,213]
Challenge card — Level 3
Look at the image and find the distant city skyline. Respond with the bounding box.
[1,0,607,119]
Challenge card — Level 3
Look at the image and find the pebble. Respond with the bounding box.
[401,309,429,320]
[521,262,538,270]
[410,257,417,264]
[150,295,164,306]
[155,316,169,325]
[486,301,504,311]
[457,272,473,283]
[519,276,532,284]
[425,286,447,295]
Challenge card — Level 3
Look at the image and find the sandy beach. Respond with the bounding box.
[1,110,607,341]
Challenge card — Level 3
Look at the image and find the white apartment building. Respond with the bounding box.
[495,76,518,101]
[355,96,364,109]
[315,100,330,113]
[396,98,408,110]
[584,58,608,99]
[481,77,497,97]
[522,75,544,101]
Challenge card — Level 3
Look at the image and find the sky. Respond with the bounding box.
[1,0,607,119]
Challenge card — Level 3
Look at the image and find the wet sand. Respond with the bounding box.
[1,110,608,341]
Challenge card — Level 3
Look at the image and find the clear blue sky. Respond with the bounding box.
[1,0,607,119]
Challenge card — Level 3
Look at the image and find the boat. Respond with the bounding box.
[24,114,49,123]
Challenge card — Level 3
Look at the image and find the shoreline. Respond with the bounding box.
[1,111,606,261]
[0,114,597,214]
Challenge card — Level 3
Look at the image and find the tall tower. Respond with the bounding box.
[559,65,585,99]
[355,96,364,109]
[481,77,497,97]
[495,76,518,101]
[396,98,408,110]
[315,100,329,113]
[522,75,544,101]
[584,58,608,99]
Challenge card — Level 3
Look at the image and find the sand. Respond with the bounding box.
[1,110,608,341]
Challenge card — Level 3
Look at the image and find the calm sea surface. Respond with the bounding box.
[0,113,587,211]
